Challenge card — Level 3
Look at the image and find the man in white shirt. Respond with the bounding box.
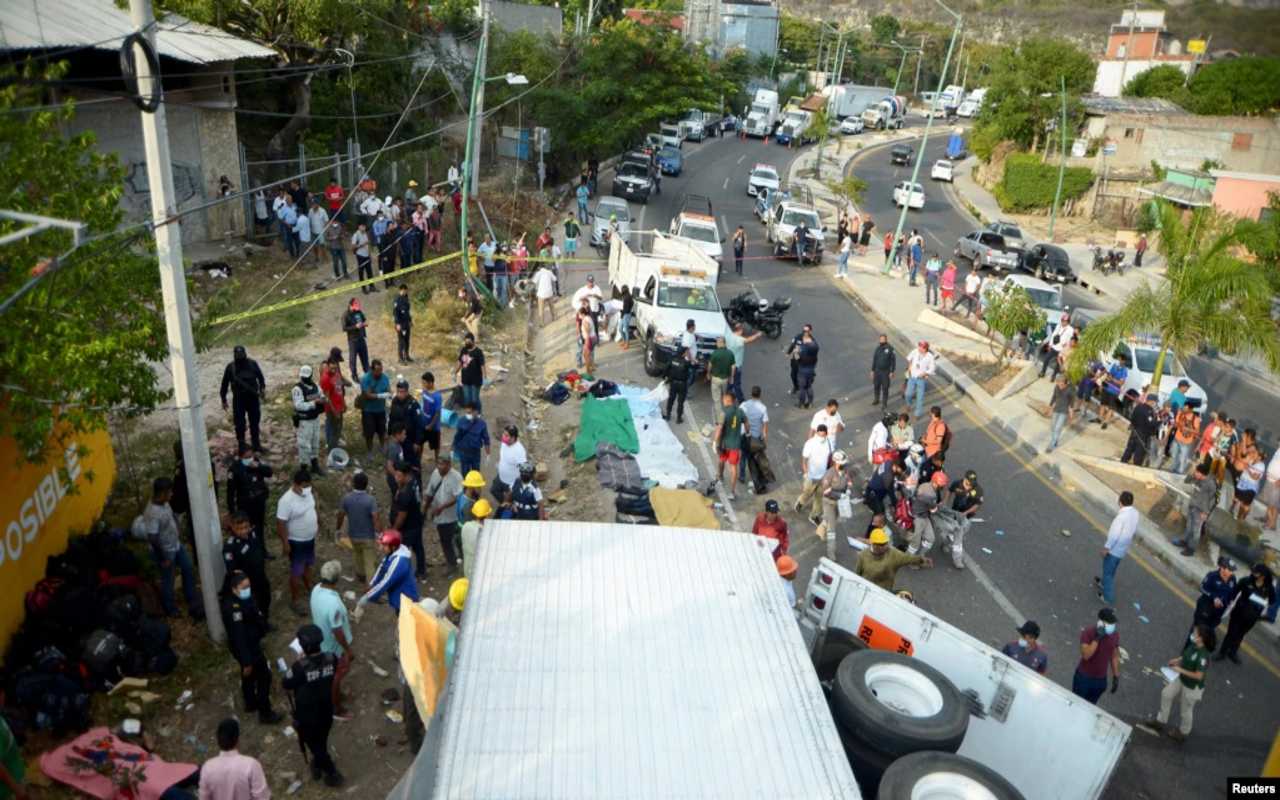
[276,469,319,615]
[905,340,937,419]
[533,265,557,325]
[809,399,846,449]
[1097,490,1139,605]
[795,425,834,524]
[1040,312,1075,379]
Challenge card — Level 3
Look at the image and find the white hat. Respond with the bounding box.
[832,450,848,465]
[299,365,313,379]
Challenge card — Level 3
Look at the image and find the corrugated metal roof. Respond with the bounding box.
[0,0,276,64]
[429,520,860,799]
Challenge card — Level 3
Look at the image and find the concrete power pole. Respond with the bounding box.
[470,5,491,194]
[127,0,225,641]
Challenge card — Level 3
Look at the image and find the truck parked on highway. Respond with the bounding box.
[861,95,906,131]
[608,232,726,377]
[801,559,1131,799]
[743,88,779,138]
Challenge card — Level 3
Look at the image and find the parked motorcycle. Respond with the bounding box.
[725,285,790,339]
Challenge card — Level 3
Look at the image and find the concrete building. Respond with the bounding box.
[1091,9,1199,98]
[0,0,274,243]
[720,0,779,60]
[1210,170,1280,221]
[1081,96,1280,175]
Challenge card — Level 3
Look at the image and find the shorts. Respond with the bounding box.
[423,427,441,453]
[288,538,316,576]
[1103,393,1123,410]
[362,411,386,440]
[1234,487,1257,505]
[718,448,741,465]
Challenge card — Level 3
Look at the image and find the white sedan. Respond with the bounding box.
[931,159,954,182]
[747,164,780,197]
[839,117,864,135]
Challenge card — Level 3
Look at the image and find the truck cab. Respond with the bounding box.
[608,233,726,377]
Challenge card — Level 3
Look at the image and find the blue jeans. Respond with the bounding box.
[1049,412,1068,450]
[1171,440,1194,474]
[836,252,849,276]
[461,383,481,412]
[905,377,927,418]
[494,273,509,307]
[1100,553,1122,604]
[1072,669,1108,704]
[155,547,198,617]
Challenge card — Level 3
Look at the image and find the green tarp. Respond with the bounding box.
[573,395,639,462]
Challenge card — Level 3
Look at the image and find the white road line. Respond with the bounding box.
[683,402,741,529]
[736,154,746,165]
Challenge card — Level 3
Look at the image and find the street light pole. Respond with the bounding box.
[127,0,225,641]
[884,8,961,274]
[1048,75,1068,242]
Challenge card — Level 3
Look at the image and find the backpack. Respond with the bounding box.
[894,494,915,532]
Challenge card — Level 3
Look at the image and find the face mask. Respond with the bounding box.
[1017,639,1028,649]
[236,588,251,600]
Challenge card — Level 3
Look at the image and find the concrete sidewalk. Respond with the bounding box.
[788,145,1280,647]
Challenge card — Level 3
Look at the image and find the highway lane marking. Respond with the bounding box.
[824,273,1280,681]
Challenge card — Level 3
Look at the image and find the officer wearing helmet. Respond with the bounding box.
[854,528,931,592]
[282,624,344,786]
[509,462,545,520]
[356,530,420,616]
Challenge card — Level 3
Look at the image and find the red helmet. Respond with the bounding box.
[378,530,402,548]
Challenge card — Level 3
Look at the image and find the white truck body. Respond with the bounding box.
[799,559,1131,800]
[744,88,780,138]
[388,521,862,799]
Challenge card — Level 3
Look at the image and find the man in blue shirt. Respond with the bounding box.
[1098,355,1129,430]
[359,360,391,453]
[419,371,443,460]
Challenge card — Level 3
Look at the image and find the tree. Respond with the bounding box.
[982,284,1044,367]
[973,38,1095,155]
[870,15,901,45]
[0,66,170,461]
[1122,64,1187,100]
[1071,200,1280,390]
[1182,57,1280,116]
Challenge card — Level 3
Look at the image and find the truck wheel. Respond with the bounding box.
[831,650,969,758]
[643,335,664,377]
[877,752,1025,800]
[813,628,868,683]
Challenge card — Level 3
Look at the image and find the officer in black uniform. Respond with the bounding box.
[220,345,267,452]
[227,442,273,554]
[282,624,344,787]
[221,571,282,724]
[510,462,545,520]
[662,347,690,424]
[223,512,272,625]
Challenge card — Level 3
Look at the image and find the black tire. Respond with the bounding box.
[643,335,664,377]
[878,751,1026,800]
[813,628,868,683]
[831,650,969,758]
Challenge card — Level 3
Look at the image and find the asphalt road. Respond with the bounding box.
[581,130,1280,799]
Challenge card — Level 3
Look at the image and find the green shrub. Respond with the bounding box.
[996,153,1094,212]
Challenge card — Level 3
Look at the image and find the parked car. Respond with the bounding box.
[892,181,925,210]
[955,229,1020,272]
[890,144,913,165]
[1020,242,1076,283]
[656,146,684,176]
[839,117,864,135]
[590,196,632,246]
[1102,339,1207,411]
[984,220,1027,252]
[930,159,954,182]
[747,163,780,197]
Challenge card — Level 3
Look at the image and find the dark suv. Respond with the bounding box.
[890,144,913,165]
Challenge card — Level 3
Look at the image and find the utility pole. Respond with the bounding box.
[1048,75,1068,242]
[469,5,490,194]
[127,0,225,641]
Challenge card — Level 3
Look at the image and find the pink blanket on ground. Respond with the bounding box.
[40,727,197,800]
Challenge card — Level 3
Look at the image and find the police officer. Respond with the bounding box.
[220,345,266,452]
[662,347,690,424]
[221,571,282,725]
[292,365,326,475]
[282,624,344,786]
[223,512,272,625]
[509,462,545,520]
[227,442,273,554]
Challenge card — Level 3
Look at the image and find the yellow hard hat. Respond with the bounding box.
[471,498,493,519]
[869,528,890,545]
[462,470,486,489]
[449,578,469,611]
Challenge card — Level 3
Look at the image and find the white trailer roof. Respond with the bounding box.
[416,520,859,800]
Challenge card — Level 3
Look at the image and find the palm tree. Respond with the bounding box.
[1072,200,1280,391]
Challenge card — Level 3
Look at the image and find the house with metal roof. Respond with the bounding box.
[0,0,276,242]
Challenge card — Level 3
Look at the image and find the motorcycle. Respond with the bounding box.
[725,284,790,339]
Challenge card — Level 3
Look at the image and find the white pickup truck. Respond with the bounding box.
[800,559,1131,799]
